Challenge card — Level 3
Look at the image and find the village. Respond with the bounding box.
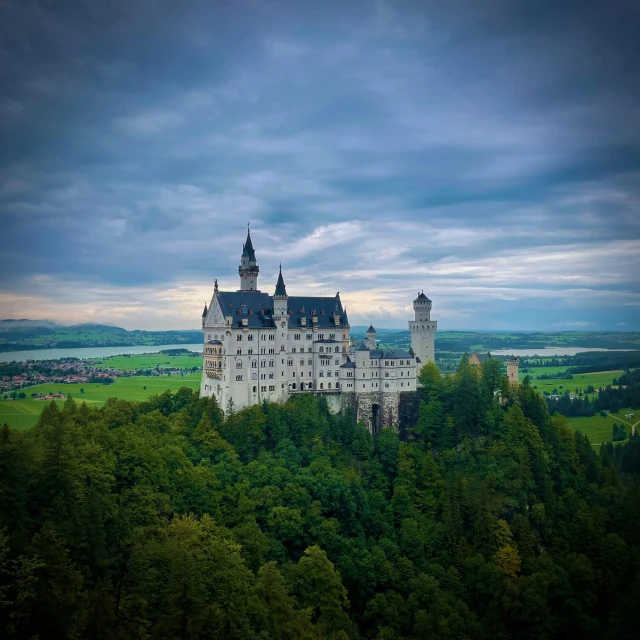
[0,354,201,397]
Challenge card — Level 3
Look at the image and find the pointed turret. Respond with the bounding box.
[273,264,288,317]
[365,324,377,349]
[202,302,208,318]
[274,264,287,298]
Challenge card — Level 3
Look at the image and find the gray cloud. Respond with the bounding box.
[0,0,638,329]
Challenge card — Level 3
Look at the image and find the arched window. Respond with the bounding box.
[319,346,324,353]
[328,383,331,389]
[253,386,257,392]
[320,383,324,389]
[236,361,242,368]
[335,346,339,353]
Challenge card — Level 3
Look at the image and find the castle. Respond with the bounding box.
[200,229,437,432]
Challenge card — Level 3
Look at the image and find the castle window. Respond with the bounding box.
[268,334,275,341]
[269,385,275,391]
[300,359,304,365]
[319,334,324,339]
[335,359,339,365]
[319,371,324,377]
[261,373,266,379]
[248,348,253,355]
[319,346,324,353]
[335,371,339,377]
[308,359,312,365]
[251,361,257,368]
[385,372,389,377]
[236,335,242,341]
[306,334,312,340]
[236,375,243,381]
[261,360,266,367]
[236,361,242,369]
[335,346,339,353]
[269,373,274,379]
[385,361,389,366]
[363,373,365,378]
[300,347,304,353]
[280,345,285,351]
[269,348,274,354]
[292,347,296,353]
[294,334,300,340]
[385,383,389,388]
[400,360,404,365]
[269,360,274,367]
[329,333,335,339]
[328,383,331,388]
[287,359,293,366]
[362,384,365,388]
[261,348,266,354]
[248,334,253,341]
[237,348,242,355]
[252,373,257,380]
[320,383,324,389]
[253,386,257,392]
[401,382,403,387]
[327,370,332,377]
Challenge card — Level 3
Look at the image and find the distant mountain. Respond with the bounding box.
[0,319,62,331]
[0,320,202,352]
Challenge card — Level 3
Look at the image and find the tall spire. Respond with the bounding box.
[274,263,287,298]
[242,224,256,262]
[238,225,260,291]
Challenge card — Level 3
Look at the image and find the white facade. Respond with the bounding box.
[200,231,437,430]
[408,292,437,366]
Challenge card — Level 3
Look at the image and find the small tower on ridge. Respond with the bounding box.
[238,225,260,292]
[507,357,519,385]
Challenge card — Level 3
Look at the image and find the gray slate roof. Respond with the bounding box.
[215,291,347,329]
[367,324,376,333]
[369,348,414,360]
[415,291,431,302]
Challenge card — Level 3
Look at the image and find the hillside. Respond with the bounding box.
[0,320,202,352]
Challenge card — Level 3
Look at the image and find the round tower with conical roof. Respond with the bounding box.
[364,325,377,350]
[408,291,437,367]
[238,225,260,291]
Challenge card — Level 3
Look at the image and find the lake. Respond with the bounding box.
[0,343,203,363]
[490,347,634,357]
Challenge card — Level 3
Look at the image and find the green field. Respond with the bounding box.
[567,408,636,447]
[525,369,623,395]
[90,353,202,371]
[0,374,201,431]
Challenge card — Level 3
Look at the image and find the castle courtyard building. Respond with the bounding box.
[200,230,437,431]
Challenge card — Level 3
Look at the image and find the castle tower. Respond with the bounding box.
[238,226,260,291]
[408,291,437,367]
[364,325,377,350]
[506,357,519,384]
[273,264,288,317]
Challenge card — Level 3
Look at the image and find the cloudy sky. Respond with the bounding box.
[1,0,639,330]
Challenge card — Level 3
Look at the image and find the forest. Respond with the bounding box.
[1,358,639,639]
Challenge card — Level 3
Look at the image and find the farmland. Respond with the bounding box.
[0,374,201,431]
[567,408,636,447]
[89,352,202,371]
[525,368,623,395]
